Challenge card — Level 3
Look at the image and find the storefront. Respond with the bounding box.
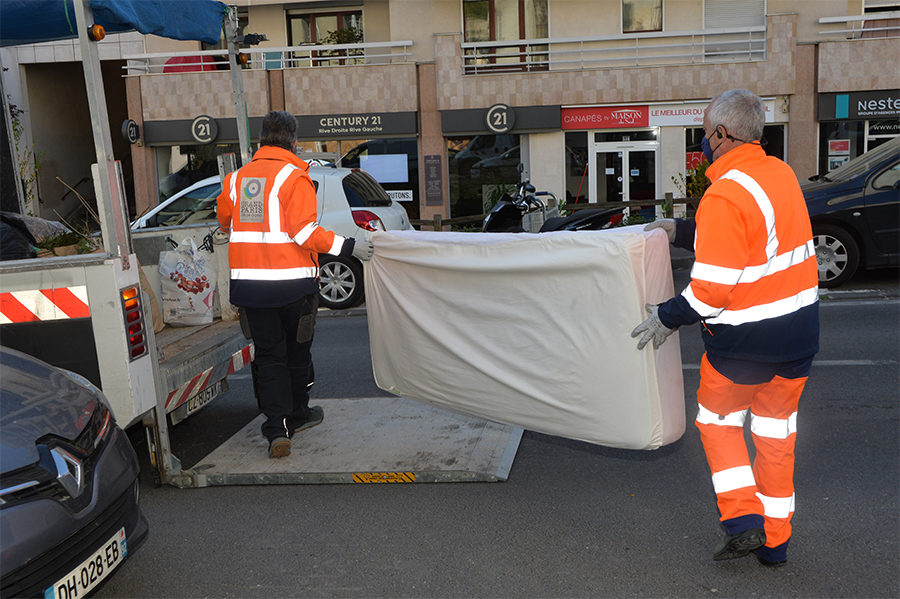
[817,90,900,174]
[441,104,559,218]
[561,99,782,215]
[142,110,421,217]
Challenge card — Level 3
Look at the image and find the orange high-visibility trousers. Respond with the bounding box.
[696,354,808,554]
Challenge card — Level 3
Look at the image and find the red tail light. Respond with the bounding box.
[353,210,386,232]
[120,286,148,360]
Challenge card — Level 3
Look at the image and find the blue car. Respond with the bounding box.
[803,136,900,288]
[0,346,148,598]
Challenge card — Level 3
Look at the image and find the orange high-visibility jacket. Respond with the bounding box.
[658,144,819,362]
[216,145,353,307]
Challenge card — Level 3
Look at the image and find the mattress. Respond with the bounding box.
[364,225,685,450]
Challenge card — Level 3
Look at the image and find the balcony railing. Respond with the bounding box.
[461,26,767,75]
[819,11,900,39]
[122,40,413,74]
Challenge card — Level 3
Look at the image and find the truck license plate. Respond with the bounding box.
[185,380,223,416]
[44,527,127,599]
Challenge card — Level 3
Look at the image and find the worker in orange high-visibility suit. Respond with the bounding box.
[217,111,374,459]
[632,89,819,567]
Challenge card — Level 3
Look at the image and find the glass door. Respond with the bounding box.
[589,134,659,215]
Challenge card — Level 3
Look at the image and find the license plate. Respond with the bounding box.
[185,380,223,416]
[45,527,127,599]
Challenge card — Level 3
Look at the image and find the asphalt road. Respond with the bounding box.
[103,267,899,599]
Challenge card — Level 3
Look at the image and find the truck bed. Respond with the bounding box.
[182,397,523,486]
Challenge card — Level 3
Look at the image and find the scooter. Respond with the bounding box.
[482,167,623,233]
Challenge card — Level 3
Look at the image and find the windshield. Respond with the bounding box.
[154,183,221,227]
[824,137,900,182]
[342,170,392,207]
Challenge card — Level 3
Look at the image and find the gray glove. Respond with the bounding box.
[631,304,676,350]
[351,239,374,262]
[644,219,676,243]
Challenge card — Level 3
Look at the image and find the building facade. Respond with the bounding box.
[2,0,898,224]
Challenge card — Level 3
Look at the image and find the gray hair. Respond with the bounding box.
[259,111,298,151]
[707,89,765,142]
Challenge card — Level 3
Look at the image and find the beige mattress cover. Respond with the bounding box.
[365,225,685,450]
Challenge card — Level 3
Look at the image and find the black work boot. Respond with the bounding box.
[713,528,766,561]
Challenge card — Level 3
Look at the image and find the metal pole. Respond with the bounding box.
[73,0,132,265]
[225,6,253,166]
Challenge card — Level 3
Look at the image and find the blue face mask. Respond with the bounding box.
[701,132,716,164]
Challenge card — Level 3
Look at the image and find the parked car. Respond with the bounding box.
[803,136,899,288]
[0,346,148,598]
[132,166,414,309]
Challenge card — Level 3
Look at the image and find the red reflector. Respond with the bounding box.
[120,285,147,361]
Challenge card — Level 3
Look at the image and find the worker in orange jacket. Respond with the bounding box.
[632,89,819,567]
[217,111,374,458]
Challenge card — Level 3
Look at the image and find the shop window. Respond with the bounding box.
[287,10,363,67]
[623,0,662,33]
[339,138,420,220]
[818,121,865,175]
[155,144,245,202]
[683,125,785,170]
[565,132,590,203]
[448,134,519,218]
[463,0,548,73]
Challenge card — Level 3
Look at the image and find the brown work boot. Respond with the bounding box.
[268,436,290,458]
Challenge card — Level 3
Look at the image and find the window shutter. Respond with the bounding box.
[704,0,766,29]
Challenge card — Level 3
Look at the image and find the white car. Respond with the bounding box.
[131,166,414,309]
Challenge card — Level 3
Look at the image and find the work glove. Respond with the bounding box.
[631,304,676,350]
[351,239,374,262]
[644,219,676,243]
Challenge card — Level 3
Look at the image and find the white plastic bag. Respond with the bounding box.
[158,237,216,326]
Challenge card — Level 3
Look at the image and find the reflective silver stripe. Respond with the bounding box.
[692,241,814,287]
[719,169,779,262]
[681,283,725,319]
[292,221,318,246]
[696,403,747,427]
[230,231,293,244]
[691,261,743,285]
[327,235,345,256]
[707,285,819,326]
[750,411,798,440]
[740,240,815,284]
[712,465,756,494]
[268,164,298,233]
[228,171,238,206]
[231,266,318,280]
[755,492,795,518]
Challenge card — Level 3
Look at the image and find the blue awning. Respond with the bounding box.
[0,0,227,47]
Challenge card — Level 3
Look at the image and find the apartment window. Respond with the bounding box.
[463,0,548,72]
[287,10,364,66]
[623,0,662,33]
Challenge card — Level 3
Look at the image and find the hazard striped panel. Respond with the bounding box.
[165,345,254,411]
[352,472,417,483]
[0,286,90,323]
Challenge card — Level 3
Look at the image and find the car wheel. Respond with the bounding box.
[318,255,364,310]
[813,224,860,288]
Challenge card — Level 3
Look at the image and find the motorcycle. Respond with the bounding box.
[482,166,623,233]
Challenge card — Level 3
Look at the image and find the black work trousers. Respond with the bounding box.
[243,294,317,442]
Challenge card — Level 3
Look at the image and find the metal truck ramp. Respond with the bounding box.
[184,397,523,486]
